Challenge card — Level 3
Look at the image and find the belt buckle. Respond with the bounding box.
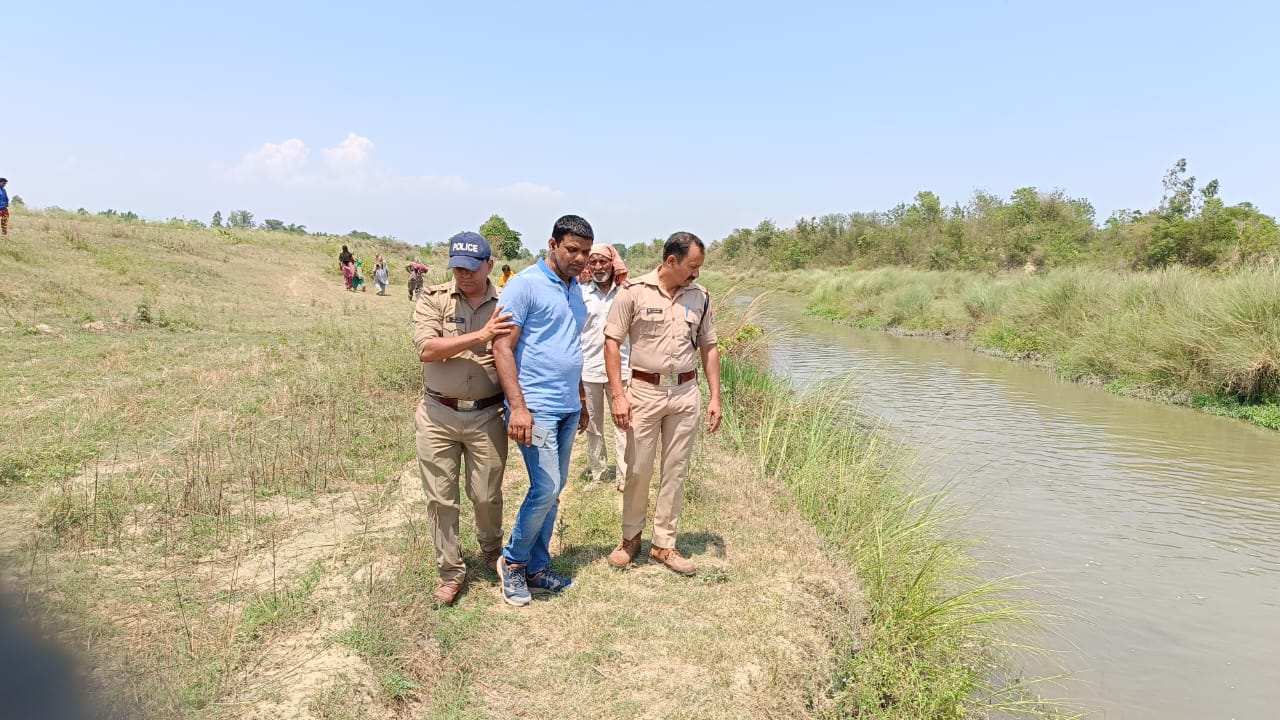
[456,399,479,411]
[658,373,680,387]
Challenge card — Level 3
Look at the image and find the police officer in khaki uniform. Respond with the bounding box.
[603,231,721,576]
[413,232,514,606]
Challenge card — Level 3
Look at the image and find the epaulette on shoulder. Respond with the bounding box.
[425,283,451,295]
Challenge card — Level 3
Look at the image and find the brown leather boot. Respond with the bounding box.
[606,534,642,569]
[482,548,503,574]
[433,580,462,606]
[649,546,695,576]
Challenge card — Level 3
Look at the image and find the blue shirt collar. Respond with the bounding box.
[536,258,578,291]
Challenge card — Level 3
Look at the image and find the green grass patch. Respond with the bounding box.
[980,324,1046,356]
[239,562,325,641]
[333,616,403,660]
[1191,393,1280,430]
[377,669,420,702]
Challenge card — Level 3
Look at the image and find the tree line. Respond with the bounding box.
[716,160,1280,272]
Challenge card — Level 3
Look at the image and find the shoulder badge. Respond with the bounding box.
[425,283,450,295]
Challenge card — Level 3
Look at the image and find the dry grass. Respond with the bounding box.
[422,448,862,720]
[1,210,866,719]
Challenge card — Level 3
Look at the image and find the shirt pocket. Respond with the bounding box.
[637,307,666,339]
[443,316,467,337]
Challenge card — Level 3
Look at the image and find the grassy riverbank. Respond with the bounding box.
[1,210,1066,717]
[715,331,1068,718]
[727,265,1280,430]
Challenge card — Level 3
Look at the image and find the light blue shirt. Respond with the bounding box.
[503,259,588,414]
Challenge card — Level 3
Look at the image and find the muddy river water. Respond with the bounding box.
[754,294,1280,719]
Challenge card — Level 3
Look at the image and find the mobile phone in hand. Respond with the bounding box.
[529,424,549,448]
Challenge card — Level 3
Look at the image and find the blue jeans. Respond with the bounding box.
[502,410,580,575]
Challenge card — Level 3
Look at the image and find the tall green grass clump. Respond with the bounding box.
[719,356,1071,718]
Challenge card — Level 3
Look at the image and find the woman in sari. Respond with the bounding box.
[339,245,356,291]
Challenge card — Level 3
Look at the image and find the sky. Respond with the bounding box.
[5,1,1280,249]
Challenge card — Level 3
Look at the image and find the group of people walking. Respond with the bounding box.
[338,246,390,295]
[412,216,720,607]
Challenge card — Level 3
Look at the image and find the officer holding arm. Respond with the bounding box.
[413,232,513,606]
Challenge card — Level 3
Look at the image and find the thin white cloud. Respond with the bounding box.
[402,173,472,192]
[497,181,566,200]
[231,138,310,181]
[322,132,375,172]
[220,134,567,241]
[228,134,534,196]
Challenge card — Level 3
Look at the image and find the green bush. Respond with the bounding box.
[714,160,1277,273]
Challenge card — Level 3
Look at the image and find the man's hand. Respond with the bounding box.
[483,306,514,342]
[611,391,632,431]
[578,402,590,434]
[706,398,722,434]
[508,406,534,446]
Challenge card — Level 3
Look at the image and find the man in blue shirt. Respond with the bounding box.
[492,215,593,606]
[0,178,9,236]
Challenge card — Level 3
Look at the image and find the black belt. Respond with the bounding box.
[631,370,696,387]
[426,390,504,412]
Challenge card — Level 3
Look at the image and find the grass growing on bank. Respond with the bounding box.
[734,265,1280,430]
[718,358,1073,718]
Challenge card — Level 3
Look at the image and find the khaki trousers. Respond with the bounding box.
[415,397,507,583]
[621,379,700,549]
[583,380,629,482]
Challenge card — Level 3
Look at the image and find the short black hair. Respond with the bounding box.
[0,178,7,183]
[501,264,511,271]
[663,231,705,261]
[552,214,593,243]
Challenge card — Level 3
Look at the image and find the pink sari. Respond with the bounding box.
[342,262,355,289]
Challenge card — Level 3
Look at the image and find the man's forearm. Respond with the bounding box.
[701,345,722,402]
[604,339,625,397]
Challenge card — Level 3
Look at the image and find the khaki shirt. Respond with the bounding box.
[604,269,717,375]
[412,280,502,400]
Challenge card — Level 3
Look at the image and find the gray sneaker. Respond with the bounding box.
[498,558,531,607]
[527,568,574,594]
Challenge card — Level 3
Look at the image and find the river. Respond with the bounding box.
[754,293,1280,720]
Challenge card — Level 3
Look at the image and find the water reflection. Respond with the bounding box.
[753,294,1280,719]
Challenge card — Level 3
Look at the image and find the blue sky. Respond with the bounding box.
[6,1,1279,248]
